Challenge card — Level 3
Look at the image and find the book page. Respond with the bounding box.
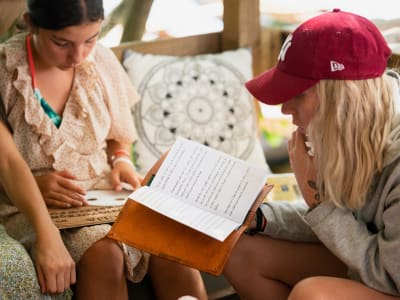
[131,186,240,241]
[129,137,269,241]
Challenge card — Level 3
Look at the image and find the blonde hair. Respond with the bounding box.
[307,75,395,209]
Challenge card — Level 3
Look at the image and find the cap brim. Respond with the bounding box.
[245,67,319,105]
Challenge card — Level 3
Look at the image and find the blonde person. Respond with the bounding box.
[0,120,74,299]
[0,0,207,299]
[223,9,400,300]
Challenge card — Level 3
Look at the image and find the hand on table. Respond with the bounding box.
[35,170,87,208]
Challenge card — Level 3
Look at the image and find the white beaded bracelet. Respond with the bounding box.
[112,156,134,169]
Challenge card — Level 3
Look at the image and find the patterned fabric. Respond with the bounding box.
[123,48,270,176]
[0,33,149,283]
[0,225,72,300]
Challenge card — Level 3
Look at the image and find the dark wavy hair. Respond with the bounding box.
[27,0,104,30]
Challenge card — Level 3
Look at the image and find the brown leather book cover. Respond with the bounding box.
[107,150,273,275]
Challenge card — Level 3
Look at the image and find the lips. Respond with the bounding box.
[60,64,75,70]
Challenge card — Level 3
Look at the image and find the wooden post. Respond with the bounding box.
[0,0,26,37]
[388,53,400,70]
[222,0,264,118]
[121,0,153,43]
[259,28,287,74]
[222,0,260,50]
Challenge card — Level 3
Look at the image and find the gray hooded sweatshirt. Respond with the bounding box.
[260,76,400,296]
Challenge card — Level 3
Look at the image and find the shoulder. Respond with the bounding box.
[383,156,400,186]
[0,33,28,88]
[372,156,400,211]
[0,33,27,66]
[92,43,121,66]
[0,34,30,106]
[90,42,135,91]
[0,33,25,50]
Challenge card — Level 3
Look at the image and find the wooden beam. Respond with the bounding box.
[111,32,222,61]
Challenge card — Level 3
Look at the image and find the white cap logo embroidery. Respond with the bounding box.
[278,34,292,62]
[330,61,345,72]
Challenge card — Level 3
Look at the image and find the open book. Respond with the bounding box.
[131,137,270,241]
[108,137,272,274]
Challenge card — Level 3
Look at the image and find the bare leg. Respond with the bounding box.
[148,256,207,300]
[74,237,128,300]
[223,233,347,300]
[289,276,399,300]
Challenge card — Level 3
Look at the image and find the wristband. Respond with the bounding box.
[113,149,130,157]
[261,211,267,231]
[255,207,267,232]
[110,149,130,162]
[246,207,266,235]
[112,156,134,168]
[110,149,131,165]
[255,208,262,231]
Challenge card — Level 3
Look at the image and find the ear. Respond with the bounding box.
[23,13,34,33]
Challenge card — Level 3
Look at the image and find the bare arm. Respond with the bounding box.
[106,139,142,190]
[0,121,76,294]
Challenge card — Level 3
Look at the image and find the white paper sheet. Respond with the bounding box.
[129,137,269,241]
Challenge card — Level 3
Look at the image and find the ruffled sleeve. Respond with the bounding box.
[92,44,140,143]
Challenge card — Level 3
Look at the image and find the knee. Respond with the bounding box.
[150,255,197,276]
[289,277,330,300]
[79,238,124,277]
[225,234,262,271]
[149,256,204,286]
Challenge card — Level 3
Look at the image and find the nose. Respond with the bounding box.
[281,102,293,115]
[70,45,85,65]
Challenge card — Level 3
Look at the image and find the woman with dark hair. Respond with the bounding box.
[0,0,207,299]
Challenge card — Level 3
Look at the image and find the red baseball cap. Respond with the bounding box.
[246,9,392,105]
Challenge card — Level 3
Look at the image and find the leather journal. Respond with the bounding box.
[107,138,273,275]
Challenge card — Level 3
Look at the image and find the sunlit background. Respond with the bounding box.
[99,0,399,166]
[100,0,400,124]
[101,0,400,48]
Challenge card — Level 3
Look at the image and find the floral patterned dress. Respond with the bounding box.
[0,33,149,289]
[0,225,73,299]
